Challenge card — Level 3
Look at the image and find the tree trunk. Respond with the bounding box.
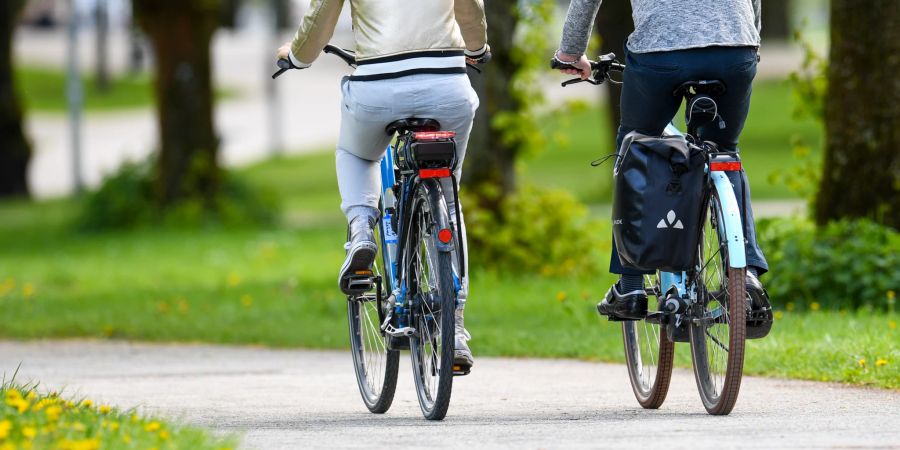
[595,0,632,141]
[463,0,520,211]
[0,0,31,198]
[134,1,221,208]
[815,0,900,228]
[95,0,110,92]
[761,0,791,41]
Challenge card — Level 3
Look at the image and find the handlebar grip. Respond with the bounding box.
[277,58,292,70]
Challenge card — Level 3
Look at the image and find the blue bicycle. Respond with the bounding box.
[556,55,750,415]
[276,45,468,420]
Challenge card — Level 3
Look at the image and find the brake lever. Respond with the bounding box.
[561,77,604,87]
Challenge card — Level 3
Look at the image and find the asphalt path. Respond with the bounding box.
[1,340,897,449]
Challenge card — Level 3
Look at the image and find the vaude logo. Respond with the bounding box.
[657,210,684,229]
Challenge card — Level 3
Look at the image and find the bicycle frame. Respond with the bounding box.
[660,123,747,300]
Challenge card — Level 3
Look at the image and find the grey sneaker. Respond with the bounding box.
[338,216,377,295]
[453,307,474,374]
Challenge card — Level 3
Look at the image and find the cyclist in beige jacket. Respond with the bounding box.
[277,0,490,372]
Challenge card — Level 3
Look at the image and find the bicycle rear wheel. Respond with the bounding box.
[688,189,747,415]
[622,274,675,409]
[407,180,456,420]
[348,219,399,413]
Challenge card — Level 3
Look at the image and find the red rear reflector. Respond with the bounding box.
[419,168,451,179]
[413,131,456,140]
[709,161,742,171]
[438,228,453,244]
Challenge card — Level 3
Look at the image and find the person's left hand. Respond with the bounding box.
[276,42,292,62]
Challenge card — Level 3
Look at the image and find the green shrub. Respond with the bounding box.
[79,159,280,230]
[462,185,606,278]
[758,217,899,311]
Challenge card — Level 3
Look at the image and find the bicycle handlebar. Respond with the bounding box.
[550,52,625,87]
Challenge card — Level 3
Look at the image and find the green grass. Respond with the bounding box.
[1,151,897,389]
[524,79,824,202]
[0,383,235,449]
[14,66,236,113]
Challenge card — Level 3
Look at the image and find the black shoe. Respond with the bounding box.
[597,283,648,320]
[745,271,773,339]
[338,216,377,295]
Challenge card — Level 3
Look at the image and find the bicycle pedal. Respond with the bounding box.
[452,364,471,376]
[344,275,374,292]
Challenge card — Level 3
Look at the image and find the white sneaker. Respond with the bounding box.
[453,307,474,370]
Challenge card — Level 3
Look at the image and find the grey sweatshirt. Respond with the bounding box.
[559,0,761,55]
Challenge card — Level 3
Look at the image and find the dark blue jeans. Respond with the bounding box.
[609,45,769,276]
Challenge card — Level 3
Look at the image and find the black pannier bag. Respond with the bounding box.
[612,131,706,272]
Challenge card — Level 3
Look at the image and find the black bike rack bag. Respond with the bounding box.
[612,131,706,272]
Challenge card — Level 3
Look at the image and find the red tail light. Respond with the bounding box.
[438,228,453,244]
[413,131,456,140]
[709,161,742,171]
[419,168,451,179]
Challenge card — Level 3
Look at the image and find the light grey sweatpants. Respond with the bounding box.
[335,72,479,298]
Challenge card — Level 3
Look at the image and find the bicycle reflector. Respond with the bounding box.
[413,131,456,140]
[437,228,453,244]
[709,161,742,171]
[419,168,451,179]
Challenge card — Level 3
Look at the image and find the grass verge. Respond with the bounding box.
[1,382,235,449]
[0,150,896,389]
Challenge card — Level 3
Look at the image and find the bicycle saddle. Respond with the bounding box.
[385,118,441,136]
[673,80,727,99]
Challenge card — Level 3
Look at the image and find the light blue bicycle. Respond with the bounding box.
[556,55,750,415]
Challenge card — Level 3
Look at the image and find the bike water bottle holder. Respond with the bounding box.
[395,131,458,176]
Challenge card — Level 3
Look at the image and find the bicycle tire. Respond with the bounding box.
[407,179,456,420]
[688,188,747,415]
[348,219,400,414]
[622,274,675,409]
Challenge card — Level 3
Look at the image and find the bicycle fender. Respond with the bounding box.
[419,179,455,254]
[710,171,747,268]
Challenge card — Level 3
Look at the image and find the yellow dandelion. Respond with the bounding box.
[0,419,12,439]
[131,414,139,423]
[25,391,37,401]
[160,430,171,440]
[22,426,37,439]
[888,290,896,301]
[0,443,13,450]
[774,311,784,320]
[786,302,795,311]
[156,301,170,314]
[22,282,35,298]
[99,405,112,414]
[810,302,820,311]
[0,278,15,297]
[5,388,22,401]
[241,294,254,307]
[73,421,86,431]
[858,358,867,367]
[227,272,241,287]
[45,405,63,421]
[80,399,93,408]
[109,421,120,431]
[876,358,889,367]
[145,421,162,433]
[123,434,132,443]
[177,299,190,314]
[556,291,567,302]
[890,320,897,330]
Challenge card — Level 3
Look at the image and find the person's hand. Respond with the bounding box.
[555,52,591,80]
[276,41,292,62]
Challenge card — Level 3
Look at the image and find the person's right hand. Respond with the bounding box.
[555,52,592,80]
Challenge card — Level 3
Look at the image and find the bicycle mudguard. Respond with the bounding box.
[710,171,747,268]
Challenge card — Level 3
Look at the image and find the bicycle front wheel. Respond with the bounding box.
[407,179,456,420]
[348,219,399,414]
[622,274,675,409]
[689,188,747,415]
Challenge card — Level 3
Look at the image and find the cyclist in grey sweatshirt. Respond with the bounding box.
[554,0,771,336]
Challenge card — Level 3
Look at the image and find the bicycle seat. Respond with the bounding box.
[385,118,441,136]
[673,80,727,98]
